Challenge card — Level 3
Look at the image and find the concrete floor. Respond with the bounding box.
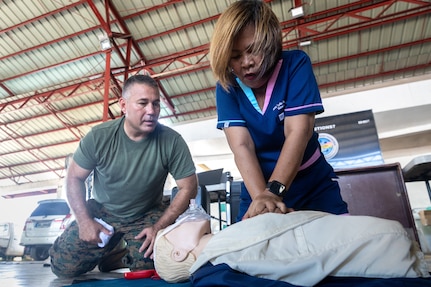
[0,259,126,287]
[2,255,431,287]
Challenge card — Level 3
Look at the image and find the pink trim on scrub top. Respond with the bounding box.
[262,60,283,114]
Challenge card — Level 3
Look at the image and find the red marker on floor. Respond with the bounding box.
[124,269,160,280]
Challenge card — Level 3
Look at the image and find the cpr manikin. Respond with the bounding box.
[153,199,212,282]
[154,202,429,284]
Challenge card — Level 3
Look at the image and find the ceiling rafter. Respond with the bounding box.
[281,0,431,46]
[2,0,428,109]
[2,1,420,93]
[90,0,177,116]
[0,166,31,185]
[0,124,63,179]
[37,100,83,141]
[1,31,428,117]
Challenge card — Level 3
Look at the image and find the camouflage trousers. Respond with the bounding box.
[49,199,167,278]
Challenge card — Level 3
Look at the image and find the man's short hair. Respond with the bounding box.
[154,230,196,283]
[122,74,158,99]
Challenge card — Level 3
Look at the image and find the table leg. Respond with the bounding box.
[426,180,431,201]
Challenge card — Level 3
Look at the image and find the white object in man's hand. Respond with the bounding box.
[94,218,114,247]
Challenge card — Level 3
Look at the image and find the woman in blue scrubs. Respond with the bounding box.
[209,0,348,220]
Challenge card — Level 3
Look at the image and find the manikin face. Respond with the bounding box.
[229,24,269,90]
[119,83,160,141]
[154,219,211,283]
[165,220,211,262]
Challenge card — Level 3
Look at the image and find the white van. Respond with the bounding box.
[20,199,73,261]
[0,222,24,260]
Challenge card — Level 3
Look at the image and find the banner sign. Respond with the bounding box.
[314,110,384,169]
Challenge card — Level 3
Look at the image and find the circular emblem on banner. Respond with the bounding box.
[318,133,339,160]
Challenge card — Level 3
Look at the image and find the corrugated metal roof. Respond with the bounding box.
[0,0,430,187]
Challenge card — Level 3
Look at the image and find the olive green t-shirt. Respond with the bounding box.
[73,117,196,218]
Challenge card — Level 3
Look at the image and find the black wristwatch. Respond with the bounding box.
[266,180,286,197]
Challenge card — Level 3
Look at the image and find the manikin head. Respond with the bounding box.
[154,204,212,283]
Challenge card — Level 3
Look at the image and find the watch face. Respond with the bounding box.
[278,184,285,193]
[268,181,285,195]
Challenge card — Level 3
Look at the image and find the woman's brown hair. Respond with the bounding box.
[209,0,282,91]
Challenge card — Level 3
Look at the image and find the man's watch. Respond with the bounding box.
[266,180,286,197]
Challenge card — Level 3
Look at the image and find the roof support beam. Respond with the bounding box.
[1,36,430,117]
[103,50,112,122]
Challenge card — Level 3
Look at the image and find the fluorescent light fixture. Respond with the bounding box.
[98,33,111,51]
[291,6,304,18]
[299,40,312,47]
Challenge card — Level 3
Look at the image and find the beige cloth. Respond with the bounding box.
[190,211,429,286]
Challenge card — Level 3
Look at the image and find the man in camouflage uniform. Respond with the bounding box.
[49,75,197,277]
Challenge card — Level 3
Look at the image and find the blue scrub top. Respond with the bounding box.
[216,50,323,180]
[216,50,349,216]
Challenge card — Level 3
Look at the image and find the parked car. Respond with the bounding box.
[0,222,24,260]
[20,199,74,261]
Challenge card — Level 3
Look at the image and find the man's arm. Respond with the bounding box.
[153,173,198,234]
[137,173,198,258]
[66,159,112,244]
